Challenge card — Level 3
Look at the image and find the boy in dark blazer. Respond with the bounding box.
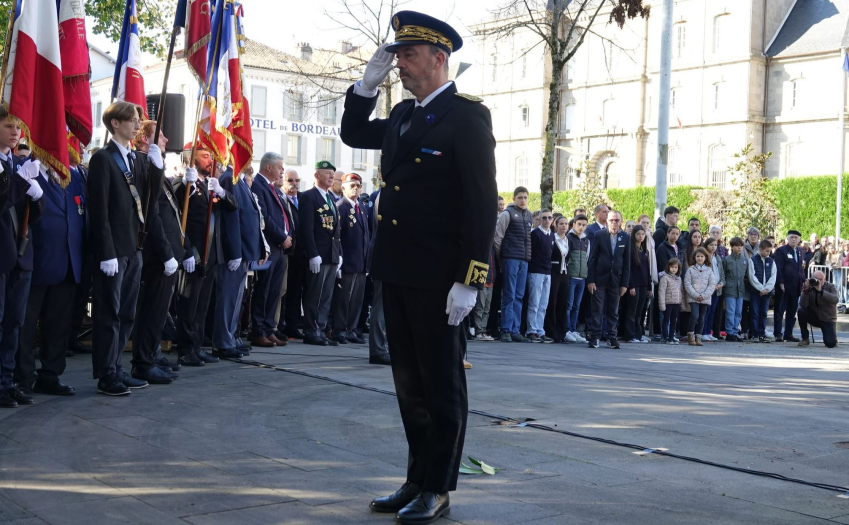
[586,210,631,349]
[331,173,370,344]
[87,101,165,396]
[298,161,342,346]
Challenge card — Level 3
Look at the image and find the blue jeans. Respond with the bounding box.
[724,296,744,335]
[526,273,551,335]
[566,278,586,332]
[702,292,719,335]
[501,258,529,335]
[750,292,771,337]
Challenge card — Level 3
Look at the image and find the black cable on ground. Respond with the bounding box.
[230,356,849,497]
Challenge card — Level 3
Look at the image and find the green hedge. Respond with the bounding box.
[499,176,849,237]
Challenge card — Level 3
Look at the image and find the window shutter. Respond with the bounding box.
[297,136,303,165]
[315,137,322,161]
[334,139,341,169]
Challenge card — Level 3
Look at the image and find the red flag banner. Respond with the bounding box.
[185,0,211,85]
[229,3,252,180]
[3,0,70,182]
[59,0,93,145]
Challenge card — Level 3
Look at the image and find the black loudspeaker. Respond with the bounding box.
[146,93,186,153]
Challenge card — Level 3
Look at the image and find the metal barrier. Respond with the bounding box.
[807,264,849,307]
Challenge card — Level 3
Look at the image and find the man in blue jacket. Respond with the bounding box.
[586,210,631,349]
[773,229,805,342]
[16,162,78,397]
[250,152,292,348]
[331,173,370,344]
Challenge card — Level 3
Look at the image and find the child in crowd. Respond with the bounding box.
[625,225,651,343]
[747,240,777,343]
[721,237,748,342]
[685,247,717,346]
[564,215,589,343]
[527,210,555,343]
[658,259,682,344]
[701,238,723,341]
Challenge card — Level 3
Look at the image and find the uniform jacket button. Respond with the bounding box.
[415,158,421,163]
[392,219,398,225]
[377,214,383,221]
[380,181,386,188]
[394,186,400,191]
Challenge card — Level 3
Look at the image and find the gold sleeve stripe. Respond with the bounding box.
[465,260,490,286]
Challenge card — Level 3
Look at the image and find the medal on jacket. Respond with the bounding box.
[74,195,85,215]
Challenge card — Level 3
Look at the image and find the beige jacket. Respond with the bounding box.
[684,264,718,305]
[657,273,682,311]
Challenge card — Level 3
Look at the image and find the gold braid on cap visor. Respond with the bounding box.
[394,25,454,52]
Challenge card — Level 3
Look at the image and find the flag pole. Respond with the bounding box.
[838,48,846,243]
[180,98,203,239]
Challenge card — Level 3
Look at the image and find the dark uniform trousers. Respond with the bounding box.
[281,252,305,334]
[303,264,336,337]
[588,282,623,340]
[332,272,366,338]
[132,264,178,370]
[1,269,33,389]
[91,252,142,379]
[16,270,76,383]
[368,280,390,359]
[213,261,248,350]
[252,246,287,337]
[383,283,468,493]
[773,286,801,338]
[177,269,216,351]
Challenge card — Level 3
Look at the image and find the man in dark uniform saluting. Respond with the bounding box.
[341,11,497,523]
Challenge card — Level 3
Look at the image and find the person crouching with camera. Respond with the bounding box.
[798,271,838,348]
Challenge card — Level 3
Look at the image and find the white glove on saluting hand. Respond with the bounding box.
[183,256,196,273]
[228,258,242,271]
[100,258,119,277]
[446,282,478,326]
[163,257,178,276]
[207,177,226,198]
[309,256,322,274]
[362,43,395,92]
[147,143,164,169]
[184,167,198,183]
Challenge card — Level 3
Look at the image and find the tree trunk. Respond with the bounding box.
[540,61,564,212]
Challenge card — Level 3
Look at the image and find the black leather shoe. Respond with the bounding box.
[97,376,130,396]
[179,351,205,367]
[236,339,252,353]
[370,482,421,513]
[284,329,305,340]
[213,348,242,359]
[118,371,149,389]
[155,352,180,371]
[348,334,366,344]
[16,381,34,395]
[396,491,449,524]
[321,334,339,347]
[304,335,328,346]
[334,334,349,344]
[6,387,34,405]
[369,354,391,366]
[132,367,175,385]
[774,335,784,343]
[273,331,289,343]
[784,335,801,342]
[0,390,18,408]
[196,349,220,363]
[34,379,75,396]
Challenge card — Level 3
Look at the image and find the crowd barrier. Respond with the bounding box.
[807,265,849,307]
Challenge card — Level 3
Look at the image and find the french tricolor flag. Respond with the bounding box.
[111,0,147,117]
[2,0,70,180]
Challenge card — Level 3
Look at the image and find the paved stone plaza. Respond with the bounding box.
[1,336,848,524]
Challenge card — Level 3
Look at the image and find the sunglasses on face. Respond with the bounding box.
[349,183,362,188]
[287,179,300,183]
[541,216,553,220]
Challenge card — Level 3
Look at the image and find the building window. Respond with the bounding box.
[675,23,686,58]
[515,156,529,187]
[667,147,681,186]
[93,101,102,128]
[318,137,335,162]
[520,105,530,128]
[353,149,366,170]
[671,88,677,109]
[709,144,727,188]
[285,134,302,165]
[562,103,575,133]
[714,84,721,110]
[287,91,304,121]
[491,54,498,82]
[521,51,527,79]
[713,15,728,54]
[320,97,337,124]
[602,99,615,127]
[253,130,266,159]
[791,81,798,109]
[785,142,801,178]
[251,86,267,118]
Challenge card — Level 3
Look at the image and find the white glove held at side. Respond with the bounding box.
[184,167,198,183]
[100,258,119,277]
[309,256,322,274]
[362,43,395,92]
[228,258,242,271]
[163,257,178,276]
[207,177,225,198]
[183,256,196,273]
[25,178,43,200]
[446,282,478,326]
[147,144,164,169]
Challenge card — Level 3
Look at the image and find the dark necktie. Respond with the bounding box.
[400,105,422,136]
[270,183,290,234]
[326,192,336,218]
[127,151,135,173]
[292,195,298,209]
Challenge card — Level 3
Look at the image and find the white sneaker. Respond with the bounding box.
[575,333,588,343]
[707,334,717,342]
[475,334,488,341]
[640,336,650,344]
[628,338,642,344]
[565,332,577,342]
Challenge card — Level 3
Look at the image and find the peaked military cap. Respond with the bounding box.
[386,10,463,56]
[315,160,336,171]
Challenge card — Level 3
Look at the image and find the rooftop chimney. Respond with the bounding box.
[341,41,354,54]
[298,42,313,62]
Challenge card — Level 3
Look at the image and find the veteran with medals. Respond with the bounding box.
[341,11,497,523]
